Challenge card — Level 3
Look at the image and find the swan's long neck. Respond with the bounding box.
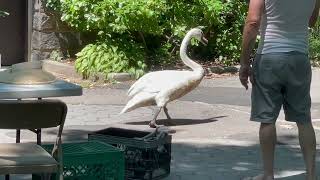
[180,33,204,73]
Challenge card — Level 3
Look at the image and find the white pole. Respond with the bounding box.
[27,0,32,62]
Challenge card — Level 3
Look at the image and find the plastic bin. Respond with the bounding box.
[88,128,171,180]
[32,141,125,180]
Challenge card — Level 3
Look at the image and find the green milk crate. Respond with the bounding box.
[32,141,125,180]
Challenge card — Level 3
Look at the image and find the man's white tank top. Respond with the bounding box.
[257,0,316,54]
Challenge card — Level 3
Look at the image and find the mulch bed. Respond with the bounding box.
[150,60,238,79]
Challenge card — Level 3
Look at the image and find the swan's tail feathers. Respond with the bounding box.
[127,81,137,96]
[128,75,146,95]
[127,85,141,98]
[127,80,145,98]
[120,92,155,114]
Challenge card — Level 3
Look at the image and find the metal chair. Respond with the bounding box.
[0,99,67,180]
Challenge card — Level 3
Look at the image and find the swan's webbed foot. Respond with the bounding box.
[149,121,158,128]
[149,121,165,128]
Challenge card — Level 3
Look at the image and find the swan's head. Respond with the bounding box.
[188,28,208,46]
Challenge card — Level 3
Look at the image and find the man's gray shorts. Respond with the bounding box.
[251,51,312,124]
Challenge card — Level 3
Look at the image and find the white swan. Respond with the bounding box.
[120,27,208,128]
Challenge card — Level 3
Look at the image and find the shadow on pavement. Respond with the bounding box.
[41,125,104,143]
[34,126,319,180]
[0,141,314,180]
[125,116,225,126]
[165,142,319,180]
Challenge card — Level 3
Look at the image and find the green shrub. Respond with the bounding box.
[47,0,248,76]
[47,0,168,35]
[75,37,146,79]
[309,19,320,67]
[180,0,247,65]
[148,42,175,69]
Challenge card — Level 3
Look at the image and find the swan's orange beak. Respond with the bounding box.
[200,37,208,46]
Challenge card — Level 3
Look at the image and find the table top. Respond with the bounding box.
[0,80,83,99]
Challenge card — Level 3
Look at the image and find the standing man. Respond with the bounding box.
[239,0,320,179]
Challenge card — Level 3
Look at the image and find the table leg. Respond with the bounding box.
[37,98,42,145]
[16,129,20,143]
[15,99,22,144]
[36,129,41,145]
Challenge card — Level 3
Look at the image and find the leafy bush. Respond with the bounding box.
[181,0,247,65]
[75,37,146,79]
[309,19,320,67]
[47,0,168,35]
[47,0,248,78]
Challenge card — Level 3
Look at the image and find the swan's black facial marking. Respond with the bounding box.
[193,29,203,41]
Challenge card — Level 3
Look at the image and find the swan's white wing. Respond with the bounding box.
[128,72,157,95]
[128,71,194,98]
[120,91,156,114]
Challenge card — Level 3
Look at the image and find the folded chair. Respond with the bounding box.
[0,99,67,180]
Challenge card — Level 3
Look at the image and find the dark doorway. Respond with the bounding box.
[0,0,27,66]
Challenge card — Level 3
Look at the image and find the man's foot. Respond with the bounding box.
[243,174,274,180]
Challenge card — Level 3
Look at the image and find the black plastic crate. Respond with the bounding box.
[88,127,171,180]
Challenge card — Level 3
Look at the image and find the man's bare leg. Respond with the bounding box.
[297,122,317,180]
[258,123,276,180]
[245,123,276,180]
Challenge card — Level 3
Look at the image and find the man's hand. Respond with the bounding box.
[239,0,263,90]
[239,65,253,90]
[309,0,320,27]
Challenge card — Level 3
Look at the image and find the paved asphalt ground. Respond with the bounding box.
[0,69,320,179]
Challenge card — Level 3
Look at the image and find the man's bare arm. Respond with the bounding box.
[309,0,320,27]
[240,0,264,67]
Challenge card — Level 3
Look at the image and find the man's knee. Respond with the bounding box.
[260,122,276,129]
[259,123,276,140]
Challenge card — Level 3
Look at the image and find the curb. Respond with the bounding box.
[41,60,134,82]
[41,60,82,79]
[107,73,133,82]
[206,66,239,74]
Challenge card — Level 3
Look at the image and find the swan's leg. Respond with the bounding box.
[149,107,162,128]
[164,106,177,126]
[163,106,172,119]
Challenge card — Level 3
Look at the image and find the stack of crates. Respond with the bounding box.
[88,127,172,180]
[33,141,124,180]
